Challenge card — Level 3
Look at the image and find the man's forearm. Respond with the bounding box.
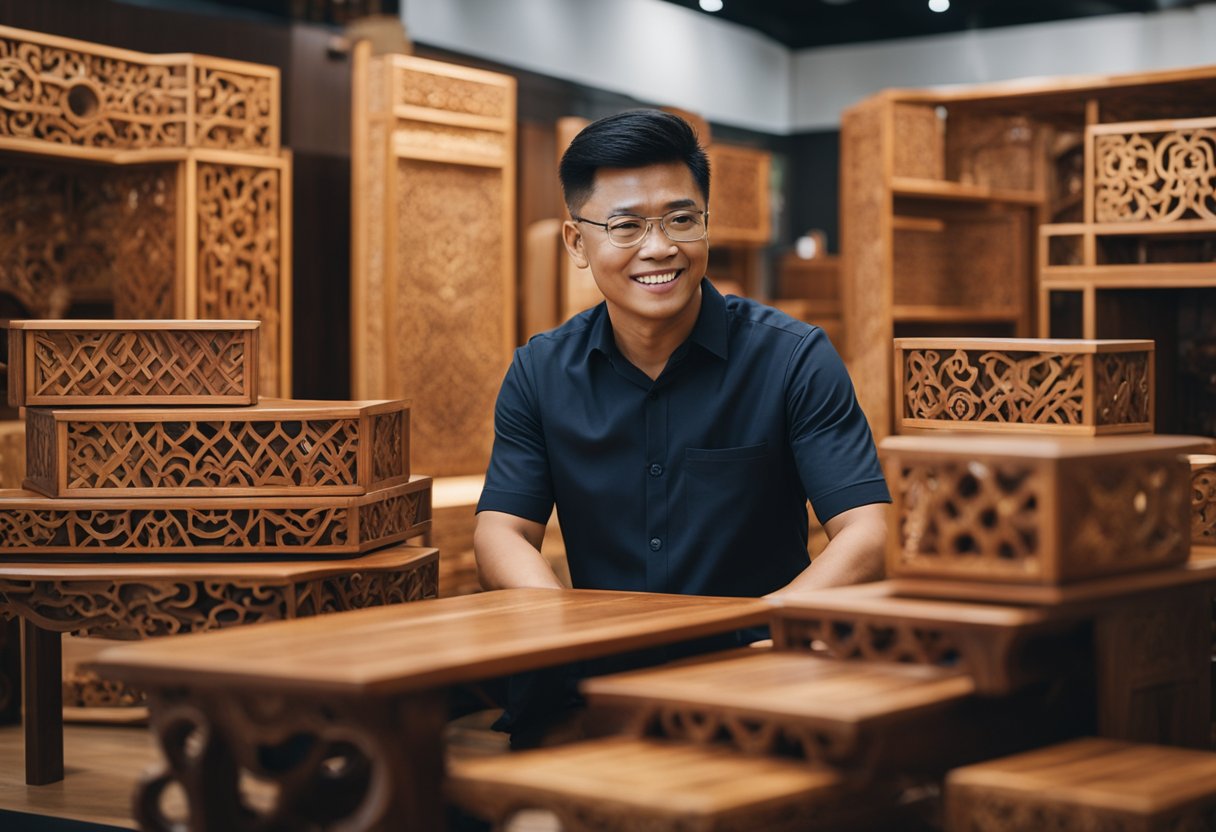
[767,503,887,597]
[473,513,566,591]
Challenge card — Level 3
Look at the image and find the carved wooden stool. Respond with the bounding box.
[446,736,860,832]
[945,737,1216,831]
[0,544,438,785]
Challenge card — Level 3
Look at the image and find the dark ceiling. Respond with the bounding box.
[656,0,1214,49]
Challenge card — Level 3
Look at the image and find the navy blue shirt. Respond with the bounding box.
[477,279,890,598]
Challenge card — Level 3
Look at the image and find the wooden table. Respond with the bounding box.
[89,588,771,832]
[0,545,438,786]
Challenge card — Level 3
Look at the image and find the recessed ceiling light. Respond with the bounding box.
[700,0,724,11]
[928,0,950,11]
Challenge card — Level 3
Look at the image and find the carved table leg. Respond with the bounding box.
[135,686,449,832]
[0,618,20,726]
[1094,586,1212,748]
[21,620,64,784]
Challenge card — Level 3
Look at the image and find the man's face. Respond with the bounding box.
[563,162,709,328]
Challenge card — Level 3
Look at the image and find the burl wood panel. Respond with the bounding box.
[945,738,1216,832]
[6,320,259,406]
[0,546,438,640]
[351,49,515,477]
[1190,454,1216,558]
[23,400,409,498]
[896,338,1154,434]
[882,434,1197,586]
[0,476,431,556]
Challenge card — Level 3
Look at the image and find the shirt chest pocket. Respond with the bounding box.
[683,442,775,520]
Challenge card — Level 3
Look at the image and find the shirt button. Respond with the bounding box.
[649,537,662,551]
[647,391,658,401]
[649,463,663,477]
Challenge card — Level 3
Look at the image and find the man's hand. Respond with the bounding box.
[473,510,566,591]
[766,502,888,598]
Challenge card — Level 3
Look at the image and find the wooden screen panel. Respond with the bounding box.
[706,144,771,245]
[1090,116,1216,224]
[352,52,515,477]
[1189,454,1216,558]
[23,400,409,498]
[0,476,431,556]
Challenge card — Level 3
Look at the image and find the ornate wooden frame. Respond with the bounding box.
[23,398,409,498]
[7,319,259,407]
[881,434,1199,586]
[894,338,1154,435]
[0,25,292,395]
[0,475,431,555]
[350,43,515,477]
[1190,453,1216,559]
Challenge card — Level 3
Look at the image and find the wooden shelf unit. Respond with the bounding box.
[841,66,1216,439]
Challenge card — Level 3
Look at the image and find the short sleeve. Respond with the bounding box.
[477,346,555,524]
[784,328,891,525]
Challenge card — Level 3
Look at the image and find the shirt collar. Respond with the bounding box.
[588,277,729,362]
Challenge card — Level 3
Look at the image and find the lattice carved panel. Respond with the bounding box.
[1191,456,1216,554]
[900,347,1151,432]
[9,324,257,406]
[778,616,963,670]
[894,457,1046,580]
[0,479,430,555]
[394,121,506,161]
[89,166,177,318]
[892,103,943,180]
[706,144,771,244]
[196,163,282,396]
[1094,124,1216,222]
[193,63,274,152]
[947,786,1216,832]
[0,31,188,149]
[64,669,144,708]
[26,402,409,498]
[0,561,437,638]
[393,159,505,476]
[394,67,510,119]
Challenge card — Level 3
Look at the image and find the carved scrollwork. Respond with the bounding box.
[358,491,423,544]
[0,33,189,149]
[63,669,146,708]
[897,459,1045,575]
[371,411,406,485]
[903,348,1149,428]
[395,67,509,119]
[196,163,282,396]
[23,328,253,402]
[1094,127,1216,223]
[193,64,274,152]
[1191,459,1216,549]
[779,617,963,669]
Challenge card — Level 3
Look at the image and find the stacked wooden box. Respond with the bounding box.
[448,337,1216,831]
[5,319,432,559]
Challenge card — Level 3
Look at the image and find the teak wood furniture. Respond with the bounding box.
[1192,453,1216,559]
[88,588,770,832]
[2,545,438,786]
[841,65,1216,440]
[350,43,516,478]
[0,26,292,396]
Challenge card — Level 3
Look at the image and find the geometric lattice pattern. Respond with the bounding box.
[0,478,430,556]
[10,324,258,406]
[900,343,1152,433]
[23,401,408,497]
[1094,124,1216,223]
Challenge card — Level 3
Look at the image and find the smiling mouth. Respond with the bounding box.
[633,270,680,286]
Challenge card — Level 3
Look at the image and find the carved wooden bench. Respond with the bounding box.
[0,544,438,785]
[945,737,1216,831]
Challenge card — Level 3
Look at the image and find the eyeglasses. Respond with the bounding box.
[572,209,709,248]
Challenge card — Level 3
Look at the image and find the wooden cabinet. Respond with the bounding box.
[842,67,1216,439]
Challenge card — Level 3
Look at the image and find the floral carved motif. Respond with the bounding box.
[1192,461,1216,549]
[1094,127,1216,222]
[371,411,405,484]
[196,163,282,396]
[395,68,509,119]
[193,64,274,152]
[1094,353,1151,427]
[0,34,189,149]
[897,459,1044,574]
[57,417,362,493]
[23,328,252,402]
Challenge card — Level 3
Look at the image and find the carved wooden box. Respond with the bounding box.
[6,320,259,407]
[0,476,430,557]
[1190,453,1216,559]
[23,399,409,498]
[882,434,1202,585]
[895,338,1154,435]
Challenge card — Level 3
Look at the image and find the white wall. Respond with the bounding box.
[791,6,1216,130]
[402,0,791,133]
[402,1,1216,134]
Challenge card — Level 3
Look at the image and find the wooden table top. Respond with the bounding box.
[89,589,771,696]
[583,649,975,728]
[947,738,1216,815]
[0,545,438,582]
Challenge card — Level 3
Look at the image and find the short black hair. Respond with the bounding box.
[559,109,710,212]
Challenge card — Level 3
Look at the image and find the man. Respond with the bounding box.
[475,109,889,602]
